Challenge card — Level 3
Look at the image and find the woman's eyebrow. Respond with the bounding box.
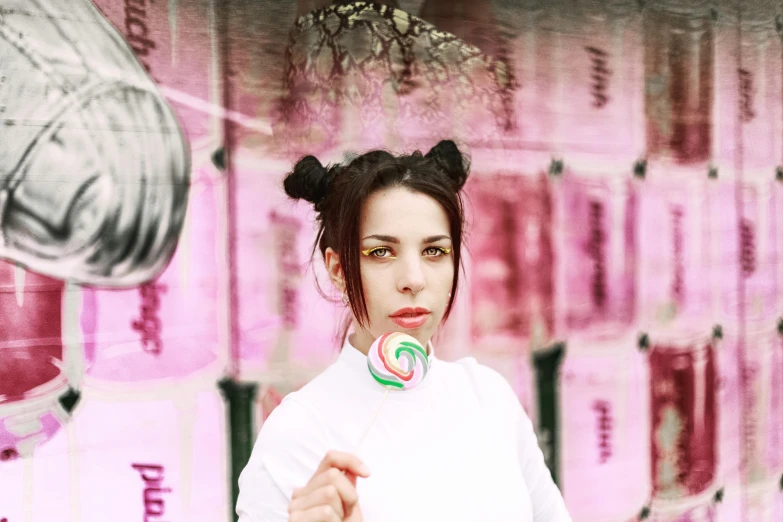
[361,234,451,244]
[422,235,451,243]
[362,234,399,243]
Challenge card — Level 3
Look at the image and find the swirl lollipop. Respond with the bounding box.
[367,332,430,390]
[354,333,429,451]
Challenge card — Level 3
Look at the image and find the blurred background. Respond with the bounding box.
[1,0,782,520]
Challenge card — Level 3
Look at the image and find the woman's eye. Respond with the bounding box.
[362,247,451,258]
[363,247,392,258]
[424,247,450,257]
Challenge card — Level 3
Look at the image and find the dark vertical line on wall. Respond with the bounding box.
[217,0,240,381]
[733,2,748,519]
[214,3,257,521]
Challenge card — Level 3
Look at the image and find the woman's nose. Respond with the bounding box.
[397,254,426,295]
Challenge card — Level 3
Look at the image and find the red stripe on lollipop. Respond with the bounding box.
[378,333,414,381]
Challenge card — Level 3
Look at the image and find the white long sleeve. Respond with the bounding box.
[236,397,327,522]
[456,355,572,522]
[236,460,288,522]
[235,338,573,522]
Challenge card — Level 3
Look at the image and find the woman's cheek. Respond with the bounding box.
[432,260,454,288]
[362,269,390,314]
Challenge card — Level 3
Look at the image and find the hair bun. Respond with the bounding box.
[425,140,469,191]
[284,155,335,207]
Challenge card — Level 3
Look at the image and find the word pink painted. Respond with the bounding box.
[740,218,756,277]
[769,332,783,479]
[587,199,607,310]
[710,181,778,323]
[123,0,156,74]
[270,212,302,329]
[130,282,168,356]
[741,358,762,482]
[593,399,613,464]
[670,206,685,305]
[585,46,611,109]
[133,463,172,522]
[738,68,756,123]
[559,338,649,522]
[558,173,635,334]
[638,179,711,328]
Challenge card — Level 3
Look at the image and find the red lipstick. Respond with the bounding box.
[390,307,431,329]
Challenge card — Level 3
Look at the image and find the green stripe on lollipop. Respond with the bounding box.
[394,346,418,366]
[368,370,405,389]
[399,341,427,361]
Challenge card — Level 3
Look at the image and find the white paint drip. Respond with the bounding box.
[23,455,34,522]
[62,282,87,388]
[14,263,25,307]
[170,0,179,66]
[177,181,205,297]
[67,421,83,522]
[177,392,196,518]
[158,86,273,135]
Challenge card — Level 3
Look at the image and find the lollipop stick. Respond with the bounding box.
[354,388,390,452]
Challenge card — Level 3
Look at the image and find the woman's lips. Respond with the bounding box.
[390,312,430,329]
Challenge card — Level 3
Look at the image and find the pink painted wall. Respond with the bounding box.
[1,1,782,521]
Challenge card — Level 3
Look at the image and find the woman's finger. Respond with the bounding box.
[288,483,345,519]
[288,451,369,522]
[299,467,360,509]
[288,503,341,522]
[313,450,371,478]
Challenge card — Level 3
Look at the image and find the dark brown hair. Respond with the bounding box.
[283,140,470,333]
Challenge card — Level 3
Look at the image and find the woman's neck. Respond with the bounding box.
[348,328,374,356]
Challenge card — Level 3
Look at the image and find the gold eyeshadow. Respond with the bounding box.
[360,246,452,256]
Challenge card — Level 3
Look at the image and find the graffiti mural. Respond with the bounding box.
[2,0,783,521]
[0,0,190,287]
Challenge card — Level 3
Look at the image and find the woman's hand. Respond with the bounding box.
[288,450,371,522]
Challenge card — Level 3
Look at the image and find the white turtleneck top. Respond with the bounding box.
[236,337,572,522]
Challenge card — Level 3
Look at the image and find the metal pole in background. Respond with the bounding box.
[212,1,258,520]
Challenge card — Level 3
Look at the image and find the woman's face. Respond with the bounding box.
[329,187,455,353]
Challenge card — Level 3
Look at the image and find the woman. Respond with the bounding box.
[236,141,572,522]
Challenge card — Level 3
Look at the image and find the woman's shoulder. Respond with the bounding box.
[257,360,359,443]
[261,362,346,434]
[437,355,514,388]
[244,391,331,502]
[256,393,327,451]
[435,356,520,410]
